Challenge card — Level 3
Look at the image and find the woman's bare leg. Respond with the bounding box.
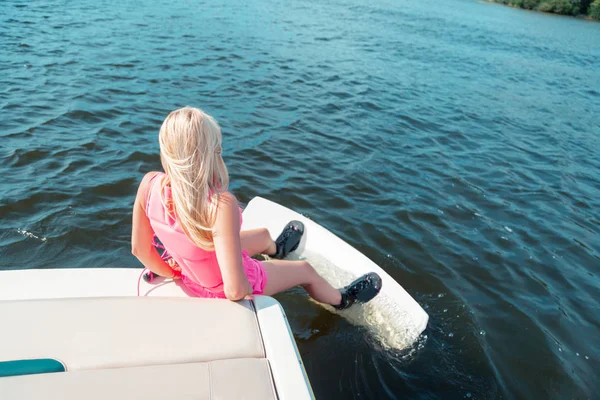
[240,228,276,256]
[262,260,342,305]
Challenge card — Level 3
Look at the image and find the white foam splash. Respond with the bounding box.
[297,251,424,351]
[16,229,48,242]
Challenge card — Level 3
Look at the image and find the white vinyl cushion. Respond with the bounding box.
[0,297,264,371]
[0,359,277,400]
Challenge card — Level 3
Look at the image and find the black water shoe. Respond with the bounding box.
[334,272,382,310]
[271,220,304,259]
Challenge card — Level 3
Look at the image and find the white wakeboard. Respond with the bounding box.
[242,197,429,350]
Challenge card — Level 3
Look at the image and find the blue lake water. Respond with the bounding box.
[1,0,599,398]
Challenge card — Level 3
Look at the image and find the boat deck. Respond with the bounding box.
[0,269,314,400]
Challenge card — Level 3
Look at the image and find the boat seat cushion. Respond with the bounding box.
[0,297,264,370]
[0,358,277,400]
[0,359,65,377]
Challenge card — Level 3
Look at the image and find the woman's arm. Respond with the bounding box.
[213,192,252,301]
[131,172,179,278]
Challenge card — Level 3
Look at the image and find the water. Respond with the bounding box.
[1,0,599,398]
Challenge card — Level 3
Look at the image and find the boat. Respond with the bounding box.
[0,278,314,399]
[0,197,428,398]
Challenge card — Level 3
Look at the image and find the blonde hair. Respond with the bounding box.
[158,107,229,250]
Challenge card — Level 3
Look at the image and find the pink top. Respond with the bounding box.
[144,172,267,298]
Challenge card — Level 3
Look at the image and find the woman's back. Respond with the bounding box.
[145,172,225,295]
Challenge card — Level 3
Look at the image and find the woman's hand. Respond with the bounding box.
[244,282,254,300]
[167,259,182,280]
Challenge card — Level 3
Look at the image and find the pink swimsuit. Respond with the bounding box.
[145,172,267,298]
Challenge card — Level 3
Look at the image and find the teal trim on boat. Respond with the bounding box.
[0,359,65,377]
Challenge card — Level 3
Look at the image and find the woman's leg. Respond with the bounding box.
[262,260,342,305]
[240,228,276,256]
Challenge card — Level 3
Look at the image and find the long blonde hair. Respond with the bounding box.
[158,107,229,250]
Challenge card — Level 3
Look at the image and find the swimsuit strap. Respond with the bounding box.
[145,172,164,215]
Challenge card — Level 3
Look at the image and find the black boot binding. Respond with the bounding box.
[334,272,383,310]
[271,220,305,259]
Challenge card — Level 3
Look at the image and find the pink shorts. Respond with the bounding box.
[181,251,268,299]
